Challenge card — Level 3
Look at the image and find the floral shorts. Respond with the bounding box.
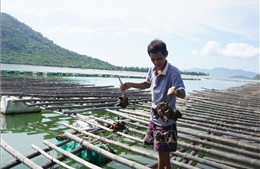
[143,121,177,152]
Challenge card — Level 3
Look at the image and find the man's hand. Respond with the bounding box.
[167,86,178,97]
[120,82,131,91]
[168,86,186,99]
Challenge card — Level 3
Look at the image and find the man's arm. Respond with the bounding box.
[167,87,186,99]
[120,82,151,90]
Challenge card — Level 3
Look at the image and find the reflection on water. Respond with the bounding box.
[0,113,42,132]
[0,111,76,168]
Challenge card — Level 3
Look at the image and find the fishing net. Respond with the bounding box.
[55,140,115,165]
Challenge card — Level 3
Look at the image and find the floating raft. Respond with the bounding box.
[0,69,146,79]
[0,76,259,169]
[0,69,201,80]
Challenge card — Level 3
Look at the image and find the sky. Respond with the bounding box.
[2,0,259,73]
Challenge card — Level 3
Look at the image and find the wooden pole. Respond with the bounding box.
[40,130,102,169]
[83,115,260,160]
[1,139,70,169]
[76,115,143,143]
[171,151,236,169]
[80,110,260,151]
[62,123,234,169]
[185,105,260,124]
[62,107,120,114]
[0,139,43,169]
[62,123,158,159]
[110,108,260,143]
[31,144,75,169]
[105,109,260,152]
[121,108,259,136]
[64,132,151,169]
[179,133,260,159]
[84,111,260,168]
[180,112,259,134]
[42,140,102,169]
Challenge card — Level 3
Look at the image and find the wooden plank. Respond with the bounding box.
[0,139,43,169]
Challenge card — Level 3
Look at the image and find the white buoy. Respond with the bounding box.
[0,96,41,114]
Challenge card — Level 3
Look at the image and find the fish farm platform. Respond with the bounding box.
[0,76,259,169]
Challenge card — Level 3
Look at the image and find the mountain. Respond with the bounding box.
[0,12,122,70]
[1,12,258,78]
[182,67,258,78]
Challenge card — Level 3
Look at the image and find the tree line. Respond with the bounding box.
[1,12,208,76]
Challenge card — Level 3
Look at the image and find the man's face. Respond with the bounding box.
[149,51,167,70]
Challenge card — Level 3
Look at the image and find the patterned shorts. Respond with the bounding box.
[143,121,177,152]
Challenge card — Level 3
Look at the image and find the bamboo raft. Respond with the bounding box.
[0,76,259,169]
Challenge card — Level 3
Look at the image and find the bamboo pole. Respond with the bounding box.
[45,99,149,111]
[171,151,237,169]
[76,115,143,143]
[181,115,259,137]
[183,108,260,128]
[185,99,259,119]
[90,116,145,135]
[105,109,149,125]
[179,128,259,152]
[196,87,260,104]
[191,90,259,103]
[31,144,75,169]
[0,139,43,169]
[42,140,102,169]
[110,109,260,152]
[98,105,259,140]
[178,119,260,142]
[62,107,121,114]
[178,142,260,168]
[28,99,118,106]
[116,108,260,143]
[186,95,259,113]
[1,92,150,99]
[180,111,259,133]
[92,109,260,156]
[62,123,158,159]
[63,123,235,169]
[0,139,70,169]
[45,102,117,110]
[64,132,151,169]
[64,117,243,168]
[40,130,105,169]
[86,114,260,159]
[178,133,260,159]
[185,103,260,123]
[188,94,259,110]
[121,108,260,136]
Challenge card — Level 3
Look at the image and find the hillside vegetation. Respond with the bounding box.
[1,13,128,71]
[0,12,207,76]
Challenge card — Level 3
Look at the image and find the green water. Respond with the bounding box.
[0,111,72,167]
[0,109,156,169]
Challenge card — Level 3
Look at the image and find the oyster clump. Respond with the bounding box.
[116,94,129,108]
[109,121,127,132]
[152,102,182,122]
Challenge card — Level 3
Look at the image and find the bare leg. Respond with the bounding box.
[158,152,171,169]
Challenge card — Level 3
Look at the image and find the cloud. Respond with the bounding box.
[192,41,259,59]
[3,0,259,41]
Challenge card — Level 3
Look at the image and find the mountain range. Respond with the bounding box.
[182,67,258,79]
[1,12,259,79]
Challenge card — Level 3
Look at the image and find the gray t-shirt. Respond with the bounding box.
[145,60,185,126]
